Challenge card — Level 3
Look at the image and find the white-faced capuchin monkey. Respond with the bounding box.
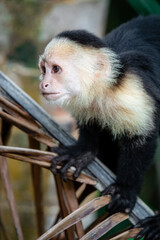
[39,15,160,240]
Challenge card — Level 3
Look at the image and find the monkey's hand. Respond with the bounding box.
[101,183,136,214]
[50,145,94,180]
[134,213,160,240]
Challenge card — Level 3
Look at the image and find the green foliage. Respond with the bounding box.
[127,0,160,15]
[106,0,137,33]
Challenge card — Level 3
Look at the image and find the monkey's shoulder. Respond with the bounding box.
[104,15,160,53]
[71,73,156,138]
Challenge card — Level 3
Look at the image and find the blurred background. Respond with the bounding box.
[0,0,160,239]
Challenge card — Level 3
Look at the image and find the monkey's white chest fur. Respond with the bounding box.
[68,74,155,138]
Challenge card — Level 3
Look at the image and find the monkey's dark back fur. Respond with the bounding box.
[104,15,160,54]
[105,15,160,102]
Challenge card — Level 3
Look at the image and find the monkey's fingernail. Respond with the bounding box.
[125,208,130,213]
[50,166,57,174]
[134,223,141,228]
[62,178,67,182]
[134,234,143,239]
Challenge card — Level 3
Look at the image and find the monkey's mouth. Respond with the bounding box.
[42,92,63,100]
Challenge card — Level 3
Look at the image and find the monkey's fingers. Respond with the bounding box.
[59,158,75,180]
[107,196,122,214]
[59,153,93,180]
[134,214,160,228]
[73,153,94,178]
[134,227,160,240]
[51,146,68,155]
[59,158,88,180]
[144,228,160,240]
[53,155,70,164]
[134,214,160,240]
[50,161,58,174]
[107,195,131,214]
[134,227,149,240]
[101,184,136,214]
[101,184,116,196]
[74,167,83,179]
[50,155,70,174]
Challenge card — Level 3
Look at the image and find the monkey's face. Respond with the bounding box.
[39,52,82,105]
[39,38,98,107]
[39,37,116,108]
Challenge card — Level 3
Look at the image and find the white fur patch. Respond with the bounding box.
[65,73,155,138]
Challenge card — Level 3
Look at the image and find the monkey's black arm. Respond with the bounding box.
[0,71,154,223]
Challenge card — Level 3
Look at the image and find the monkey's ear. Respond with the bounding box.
[38,55,45,69]
[95,51,112,82]
[38,55,42,68]
[95,49,120,86]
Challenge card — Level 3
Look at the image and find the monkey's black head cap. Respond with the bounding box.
[57,30,106,49]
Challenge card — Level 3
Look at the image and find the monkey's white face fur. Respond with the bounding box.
[39,38,119,104]
[39,38,155,138]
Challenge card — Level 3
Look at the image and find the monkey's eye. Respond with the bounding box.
[52,65,61,73]
[41,66,46,75]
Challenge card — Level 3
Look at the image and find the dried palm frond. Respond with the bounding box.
[0,71,154,240]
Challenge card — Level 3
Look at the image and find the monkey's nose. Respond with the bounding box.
[42,82,50,89]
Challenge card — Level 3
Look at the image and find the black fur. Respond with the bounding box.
[57,30,106,48]
[134,213,160,239]
[52,15,160,239]
[105,15,160,102]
